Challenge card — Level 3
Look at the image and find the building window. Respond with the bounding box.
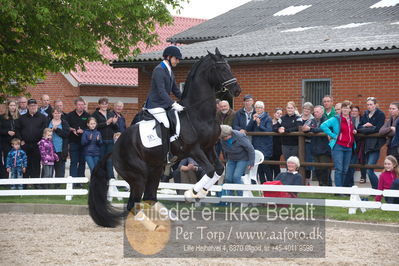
[302,79,331,106]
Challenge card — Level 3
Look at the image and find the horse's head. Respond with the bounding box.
[208,48,241,97]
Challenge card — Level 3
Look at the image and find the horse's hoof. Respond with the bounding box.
[197,188,208,198]
[184,189,197,202]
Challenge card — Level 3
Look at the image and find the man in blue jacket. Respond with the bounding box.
[233,94,255,133]
[145,46,184,161]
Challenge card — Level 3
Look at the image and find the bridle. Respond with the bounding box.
[217,78,238,94]
[214,60,238,96]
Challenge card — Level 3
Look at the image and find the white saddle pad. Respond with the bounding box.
[138,113,181,149]
[139,120,162,148]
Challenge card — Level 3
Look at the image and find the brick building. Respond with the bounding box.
[113,0,399,117]
[25,16,205,122]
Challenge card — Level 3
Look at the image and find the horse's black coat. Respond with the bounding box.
[88,48,241,227]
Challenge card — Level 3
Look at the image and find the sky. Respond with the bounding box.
[168,0,252,19]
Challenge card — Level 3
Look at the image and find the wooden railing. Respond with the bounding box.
[245,130,387,182]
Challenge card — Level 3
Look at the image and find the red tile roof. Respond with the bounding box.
[70,16,206,86]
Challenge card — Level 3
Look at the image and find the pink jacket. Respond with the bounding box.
[38,138,59,166]
[376,171,396,201]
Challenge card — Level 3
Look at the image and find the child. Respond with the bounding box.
[38,128,59,181]
[81,117,102,174]
[6,138,27,190]
[375,155,399,202]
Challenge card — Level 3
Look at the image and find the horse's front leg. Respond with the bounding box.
[184,145,216,200]
[201,147,225,191]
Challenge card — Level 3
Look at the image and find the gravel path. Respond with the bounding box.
[0,213,398,265]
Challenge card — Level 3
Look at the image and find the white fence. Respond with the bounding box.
[107,179,399,214]
[0,176,88,200]
[1,177,398,213]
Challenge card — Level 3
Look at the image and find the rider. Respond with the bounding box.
[144,46,184,162]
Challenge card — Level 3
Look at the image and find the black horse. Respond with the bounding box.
[88,48,241,227]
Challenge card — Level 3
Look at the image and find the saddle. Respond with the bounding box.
[140,109,179,139]
[137,108,196,149]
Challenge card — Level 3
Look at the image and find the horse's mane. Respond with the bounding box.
[181,54,210,100]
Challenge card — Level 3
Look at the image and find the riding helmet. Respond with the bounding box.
[162,46,183,60]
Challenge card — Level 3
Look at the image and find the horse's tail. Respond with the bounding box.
[88,153,126,227]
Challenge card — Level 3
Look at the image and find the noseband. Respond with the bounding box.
[214,61,238,95]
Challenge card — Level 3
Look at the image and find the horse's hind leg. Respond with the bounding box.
[127,181,145,212]
[143,166,177,221]
[142,166,163,203]
[124,169,165,232]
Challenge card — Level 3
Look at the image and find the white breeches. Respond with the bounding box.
[147,108,169,128]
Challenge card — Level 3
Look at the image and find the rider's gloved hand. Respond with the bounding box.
[172,102,184,112]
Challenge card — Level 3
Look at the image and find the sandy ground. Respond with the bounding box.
[0,213,398,266]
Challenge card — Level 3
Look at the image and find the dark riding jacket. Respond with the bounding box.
[145,61,182,109]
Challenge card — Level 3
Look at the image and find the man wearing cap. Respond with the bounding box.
[233,94,255,133]
[15,99,48,182]
[144,45,184,162]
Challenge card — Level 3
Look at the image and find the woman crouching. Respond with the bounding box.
[220,125,255,196]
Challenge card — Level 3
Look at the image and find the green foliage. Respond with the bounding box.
[0,0,186,101]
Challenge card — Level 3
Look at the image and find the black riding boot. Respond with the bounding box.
[160,124,170,162]
[160,124,177,164]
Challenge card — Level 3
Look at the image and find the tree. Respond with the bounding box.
[0,0,185,100]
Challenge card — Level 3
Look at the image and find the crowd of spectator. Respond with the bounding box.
[212,94,399,201]
[1,93,399,203]
[0,95,126,189]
